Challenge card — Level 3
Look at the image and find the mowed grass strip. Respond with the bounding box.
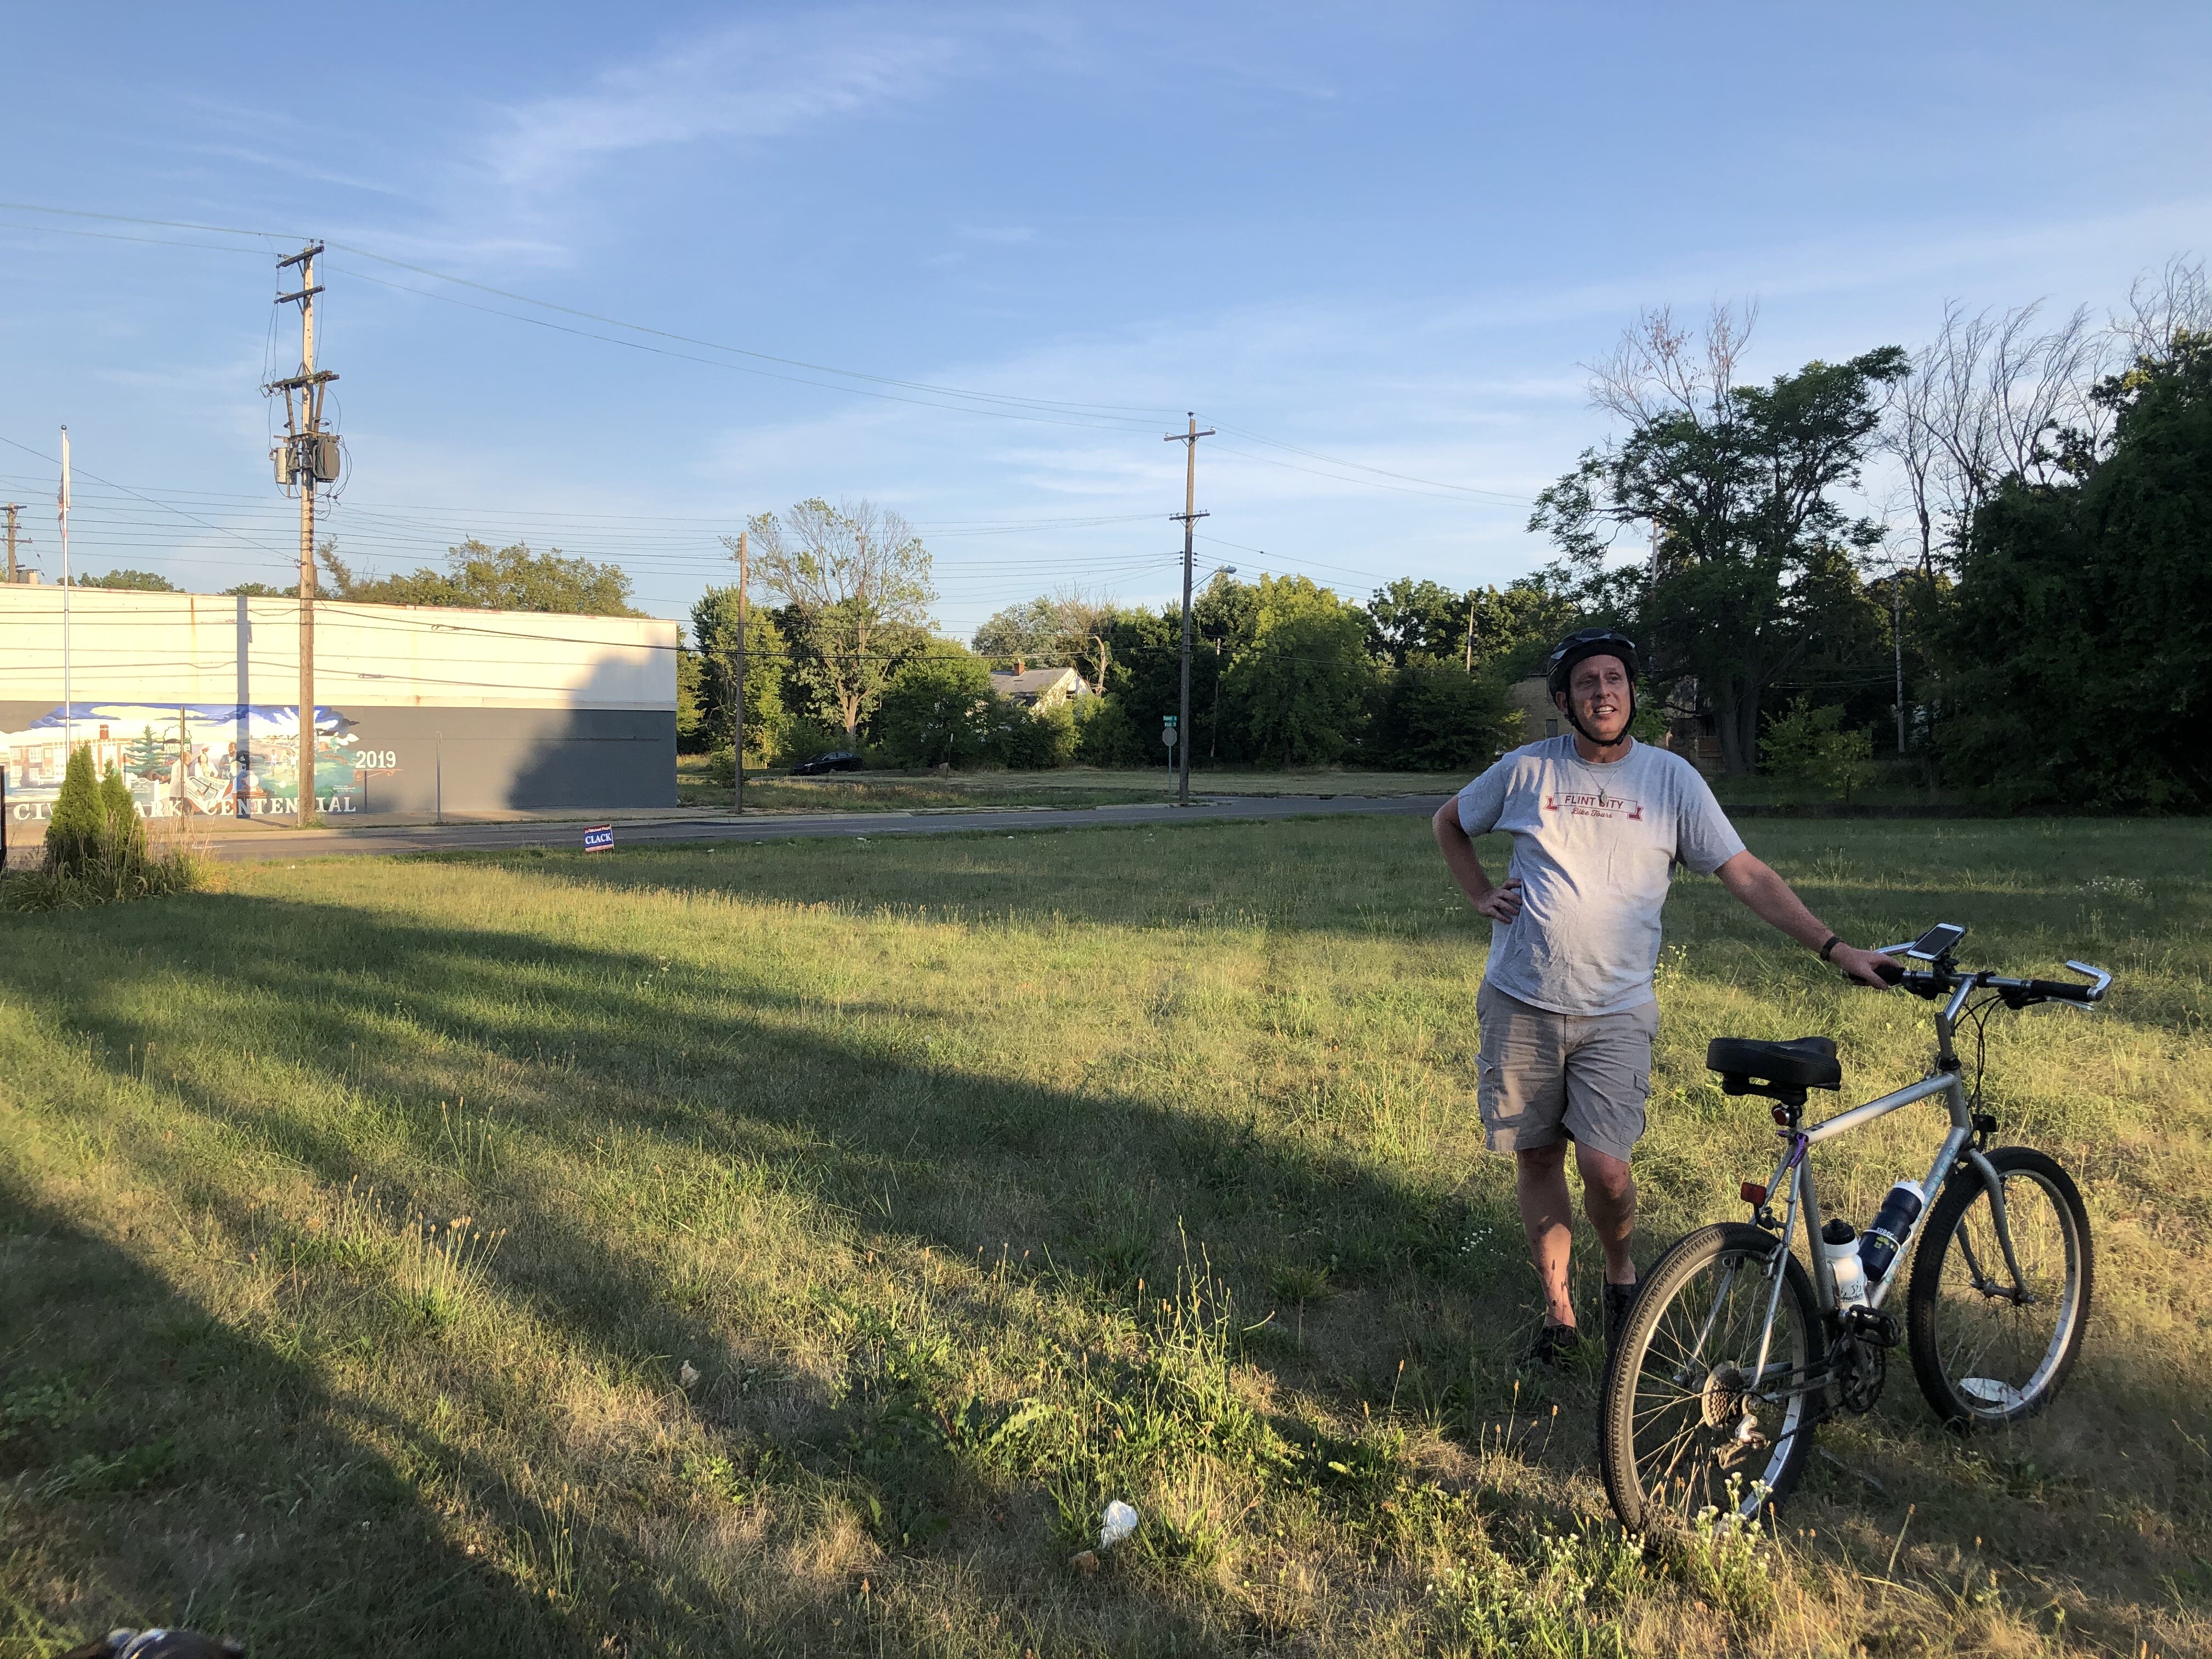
[1,816,2206,1657]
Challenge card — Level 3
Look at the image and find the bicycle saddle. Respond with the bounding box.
[1706,1036,1842,1098]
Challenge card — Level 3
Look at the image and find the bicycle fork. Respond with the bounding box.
[1955,1146,2033,1304]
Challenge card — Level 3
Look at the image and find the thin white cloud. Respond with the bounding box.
[483,15,964,192]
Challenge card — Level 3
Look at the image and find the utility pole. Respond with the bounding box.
[3,503,22,583]
[1164,412,1213,806]
[733,528,748,815]
[58,430,71,753]
[1463,589,1477,674]
[264,242,338,827]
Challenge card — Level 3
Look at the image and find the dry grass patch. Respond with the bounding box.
[1,815,2207,1656]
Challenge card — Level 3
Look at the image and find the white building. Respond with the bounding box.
[1,587,676,823]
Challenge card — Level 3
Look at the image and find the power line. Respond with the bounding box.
[0,433,292,568]
[0,202,1528,511]
[1215,422,1534,503]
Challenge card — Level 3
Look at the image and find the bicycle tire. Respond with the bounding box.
[1905,1146,2093,1430]
[1600,1222,1821,1532]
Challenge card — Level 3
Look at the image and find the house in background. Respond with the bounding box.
[990,663,1087,711]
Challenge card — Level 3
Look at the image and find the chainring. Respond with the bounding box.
[1832,1336,1887,1414]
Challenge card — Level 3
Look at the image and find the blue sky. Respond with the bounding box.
[2,2,2207,637]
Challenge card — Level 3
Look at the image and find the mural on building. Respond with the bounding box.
[1,703,397,822]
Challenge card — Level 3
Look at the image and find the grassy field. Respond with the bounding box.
[2,815,2207,1657]
[672,757,1463,810]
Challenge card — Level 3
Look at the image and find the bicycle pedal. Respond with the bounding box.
[1842,1306,1899,1348]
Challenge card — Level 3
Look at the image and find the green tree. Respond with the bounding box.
[42,746,105,877]
[1372,664,1521,771]
[99,761,145,854]
[317,540,642,615]
[1224,575,1376,766]
[873,651,999,768]
[741,499,936,740]
[972,596,1067,662]
[1367,578,1467,667]
[1465,579,1584,680]
[1092,607,1186,757]
[1762,699,1877,803]
[684,588,786,760]
[76,569,177,591]
[1936,328,2212,808]
[1533,312,1906,774]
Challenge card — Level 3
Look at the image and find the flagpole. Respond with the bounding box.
[59,426,72,757]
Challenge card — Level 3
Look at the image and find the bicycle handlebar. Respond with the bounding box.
[1867,957,2111,1006]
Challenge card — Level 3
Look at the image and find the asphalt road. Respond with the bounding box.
[200,793,1454,862]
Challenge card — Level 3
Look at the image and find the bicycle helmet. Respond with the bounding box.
[1544,628,1640,746]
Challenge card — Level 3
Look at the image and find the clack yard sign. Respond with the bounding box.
[583,823,614,853]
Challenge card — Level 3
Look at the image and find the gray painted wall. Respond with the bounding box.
[2,701,674,817]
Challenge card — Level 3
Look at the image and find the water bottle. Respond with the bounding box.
[1820,1217,1869,1308]
[1855,1178,1926,1286]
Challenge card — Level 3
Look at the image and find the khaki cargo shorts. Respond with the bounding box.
[1475,980,1658,1165]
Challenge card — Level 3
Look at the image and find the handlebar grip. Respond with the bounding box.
[1871,959,1906,986]
[2019,978,2097,1003]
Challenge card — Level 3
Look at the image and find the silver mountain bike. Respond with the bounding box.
[1599,923,2107,1532]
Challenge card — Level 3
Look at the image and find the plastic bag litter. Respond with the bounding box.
[1099,1500,1139,1549]
[1069,1500,1141,1573]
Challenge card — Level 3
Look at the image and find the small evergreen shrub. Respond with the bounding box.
[4,744,206,911]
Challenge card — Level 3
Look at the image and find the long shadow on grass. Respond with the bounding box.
[0,1175,595,1657]
[4,888,1532,1645]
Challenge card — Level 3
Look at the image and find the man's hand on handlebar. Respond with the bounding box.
[1831,943,1904,989]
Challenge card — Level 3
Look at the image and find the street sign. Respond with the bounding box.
[583,823,614,853]
[1162,727,1179,748]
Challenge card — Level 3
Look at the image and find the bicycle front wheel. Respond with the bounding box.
[1906,1146,2092,1430]
[1600,1222,1820,1532]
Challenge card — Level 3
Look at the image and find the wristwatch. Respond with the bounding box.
[1818,934,1842,961]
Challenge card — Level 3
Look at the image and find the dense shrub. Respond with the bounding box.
[989,701,1078,769]
[873,654,1000,768]
[1072,697,1144,766]
[1369,664,1520,771]
[772,715,860,769]
[5,746,204,910]
[1762,698,1877,802]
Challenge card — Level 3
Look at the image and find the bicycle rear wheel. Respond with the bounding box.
[1600,1222,1820,1532]
[1906,1146,2092,1430]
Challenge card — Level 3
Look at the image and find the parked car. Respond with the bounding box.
[790,751,864,776]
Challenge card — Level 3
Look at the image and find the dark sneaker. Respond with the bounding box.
[1603,1278,1641,1356]
[1526,1321,1583,1368]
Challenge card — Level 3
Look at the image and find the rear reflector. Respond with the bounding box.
[1740,1182,1768,1206]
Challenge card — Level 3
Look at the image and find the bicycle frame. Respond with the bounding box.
[1747,974,2028,1382]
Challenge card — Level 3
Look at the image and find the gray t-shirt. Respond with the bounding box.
[1455,736,1745,1017]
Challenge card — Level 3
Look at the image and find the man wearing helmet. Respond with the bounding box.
[1432,628,1896,1365]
